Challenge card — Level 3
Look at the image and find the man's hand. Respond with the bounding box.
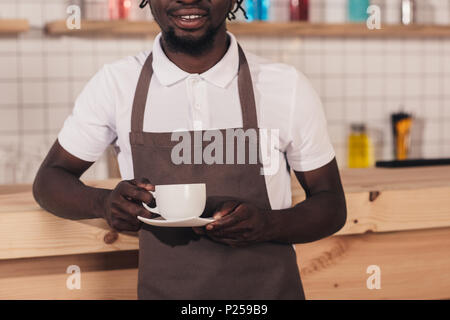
[194,201,272,247]
[101,178,157,232]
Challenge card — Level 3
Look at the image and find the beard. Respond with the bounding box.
[161,23,224,56]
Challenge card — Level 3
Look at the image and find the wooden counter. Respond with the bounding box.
[1,166,449,299]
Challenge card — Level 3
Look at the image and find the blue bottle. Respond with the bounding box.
[348,0,369,22]
[245,0,256,21]
[244,0,269,21]
[258,0,270,21]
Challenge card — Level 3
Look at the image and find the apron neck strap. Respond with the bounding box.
[237,44,258,130]
[131,52,154,133]
[131,43,259,133]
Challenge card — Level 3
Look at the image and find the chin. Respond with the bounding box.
[162,23,219,55]
[172,28,208,40]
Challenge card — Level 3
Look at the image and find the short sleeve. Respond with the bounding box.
[285,71,335,172]
[58,66,117,162]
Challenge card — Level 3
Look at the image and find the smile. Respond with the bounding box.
[170,9,209,30]
[178,15,205,20]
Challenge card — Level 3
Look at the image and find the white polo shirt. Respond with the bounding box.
[58,32,335,210]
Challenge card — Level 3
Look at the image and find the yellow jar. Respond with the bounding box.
[348,123,375,168]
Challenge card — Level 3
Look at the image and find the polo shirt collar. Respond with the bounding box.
[152,31,239,89]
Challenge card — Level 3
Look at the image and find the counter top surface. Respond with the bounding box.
[1,166,449,260]
[337,165,450,192]
[2,165,449,213]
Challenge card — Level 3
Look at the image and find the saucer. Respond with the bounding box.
[137,215,215,227]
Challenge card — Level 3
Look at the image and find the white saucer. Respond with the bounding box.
[137,215,215,227]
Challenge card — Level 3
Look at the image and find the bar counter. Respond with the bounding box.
[1,166,449,299]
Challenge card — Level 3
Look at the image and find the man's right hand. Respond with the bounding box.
[101,178,157,232]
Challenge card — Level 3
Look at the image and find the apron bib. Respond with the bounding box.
[129,44,305,299]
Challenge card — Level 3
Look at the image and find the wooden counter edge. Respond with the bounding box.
[1,226,449,299]
[1,166,450,260]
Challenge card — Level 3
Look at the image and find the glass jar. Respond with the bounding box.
[348,123,375,168]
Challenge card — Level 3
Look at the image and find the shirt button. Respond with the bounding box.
[194,103,201,110]
[190,76,199,84]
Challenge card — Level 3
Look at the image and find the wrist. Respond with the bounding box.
[262,210,282,242]
[92,188,111,219]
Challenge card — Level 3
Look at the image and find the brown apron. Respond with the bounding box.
[129,44,305,300]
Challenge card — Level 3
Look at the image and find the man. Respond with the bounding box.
[33,0,347,299]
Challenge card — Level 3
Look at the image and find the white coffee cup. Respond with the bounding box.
[142,183,206,220]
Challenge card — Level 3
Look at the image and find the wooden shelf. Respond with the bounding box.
[232,22,450,37]
[44,20,450,38]
[0,19,29,35]
[45,20,159,37]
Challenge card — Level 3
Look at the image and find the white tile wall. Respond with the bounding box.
[0,0,449,185]
[0,109,19,131]
[0,83,18,105]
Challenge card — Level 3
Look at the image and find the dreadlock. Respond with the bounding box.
[227,0,248,20]
[139,0,149,8]
[139,0,247,20]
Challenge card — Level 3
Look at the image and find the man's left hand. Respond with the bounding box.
[193,201,273,247]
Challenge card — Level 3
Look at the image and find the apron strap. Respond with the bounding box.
[130,43,259,134]
[131,52,154,134]
[237,44,258,130]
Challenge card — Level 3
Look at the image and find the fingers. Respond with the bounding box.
[212,201,241,220]
[206,201,241,231]
[109,201,160,232]
[116,200,156,219]
[120,179,155,205]
[109,205,157,232]
[133,178,156,207]
[203,203,260,247]
[193,201,242,237]
[207,203,247,231]
[104,178,159,232]
[110,217,142,232]
[131,178,155,192]
[208,225,251,239]
[108,201,143,231]
[111,204,141,223]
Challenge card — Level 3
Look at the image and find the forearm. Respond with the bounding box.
[33,166,111,220]
[266,191,347,244]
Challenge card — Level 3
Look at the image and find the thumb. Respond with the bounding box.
[213,201,240,220]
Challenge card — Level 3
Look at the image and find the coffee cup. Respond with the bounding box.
[142,183,206,220]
